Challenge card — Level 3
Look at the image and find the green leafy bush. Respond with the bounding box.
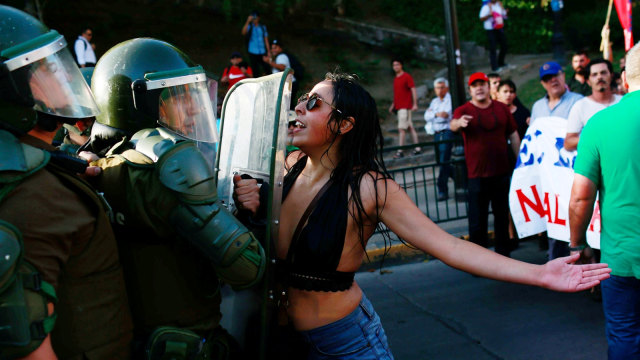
[379,0,638,54]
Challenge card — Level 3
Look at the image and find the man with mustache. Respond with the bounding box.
[564,59,621,151]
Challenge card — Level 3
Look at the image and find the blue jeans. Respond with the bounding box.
[601,274,640,359]
[299,293,394,359]
[434,130,454,195]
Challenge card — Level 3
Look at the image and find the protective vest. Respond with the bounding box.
[0,130,133,359]
[90,128,265,335]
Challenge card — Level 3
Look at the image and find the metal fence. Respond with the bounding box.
[381,137,468,225]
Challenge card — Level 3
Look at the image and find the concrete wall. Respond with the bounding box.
[333,17,485,66]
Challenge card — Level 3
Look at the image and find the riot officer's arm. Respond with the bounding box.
[21,338,56,359]
[138,132,266,289]
[0,220,58,359]
[20,305,57,360]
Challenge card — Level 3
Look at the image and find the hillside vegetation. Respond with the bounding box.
[4,0,633,119]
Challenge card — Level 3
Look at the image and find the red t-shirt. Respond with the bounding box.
[223,65,253,88]
[393,72,415,110]
[453,100,517,178]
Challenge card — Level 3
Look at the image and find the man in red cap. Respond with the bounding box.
[451,72,521,256]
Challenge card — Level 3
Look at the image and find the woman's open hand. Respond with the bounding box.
[540,253,611,292]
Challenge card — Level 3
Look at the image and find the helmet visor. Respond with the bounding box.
[28,49,99,118]
[2,31,99,119]
[153,72,218,143]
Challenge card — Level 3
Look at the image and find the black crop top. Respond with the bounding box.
[277,157,355,292]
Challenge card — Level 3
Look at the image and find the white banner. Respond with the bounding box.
[508,116,601,249]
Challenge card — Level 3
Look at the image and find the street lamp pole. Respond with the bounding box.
[443,0,466,109]
[551,0,565,65]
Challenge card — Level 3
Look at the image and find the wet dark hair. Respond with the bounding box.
[498,79,517,92]
[321,72,393,252]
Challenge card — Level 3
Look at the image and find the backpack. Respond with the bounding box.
[282,51,305,82]
[69,37,87,66]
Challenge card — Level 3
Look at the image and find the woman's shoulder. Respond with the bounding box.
[357,171,402,200]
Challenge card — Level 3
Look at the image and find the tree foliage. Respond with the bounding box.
[379,0,639,54]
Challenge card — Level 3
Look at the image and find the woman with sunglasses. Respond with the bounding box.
[233,72,610,359]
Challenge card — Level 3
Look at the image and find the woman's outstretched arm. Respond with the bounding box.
[374,178,610,292]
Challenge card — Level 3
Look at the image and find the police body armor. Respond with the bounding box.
[0,131,56,358]
[0,129,133,359]
[90,127,266,350]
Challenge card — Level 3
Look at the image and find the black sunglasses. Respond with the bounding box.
[297,93,342,114]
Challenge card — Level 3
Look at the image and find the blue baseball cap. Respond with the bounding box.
[539,61,563,79]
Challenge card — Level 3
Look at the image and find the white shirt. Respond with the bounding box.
[424,92,452,133]
[566,94,621,133]
[479,2,506,30]
[272,53,296,82]
[74,36,96,66]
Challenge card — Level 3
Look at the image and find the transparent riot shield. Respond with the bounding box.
[216,69,292,358]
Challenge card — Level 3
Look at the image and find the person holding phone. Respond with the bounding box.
[241,10,271,77]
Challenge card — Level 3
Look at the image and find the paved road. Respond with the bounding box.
[357,240,608,360]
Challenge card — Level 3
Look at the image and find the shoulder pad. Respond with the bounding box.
[129,128,216,200]
[0,220,22,292]
[131,127,182,162]
[117,149,156,166]
[157,141,216,202]
[104,137,131,157]
[0,130,50,184]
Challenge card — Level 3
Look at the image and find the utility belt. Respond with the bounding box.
[136,326,239,360]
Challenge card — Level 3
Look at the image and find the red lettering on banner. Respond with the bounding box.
[543,193,552,222]
[516,185,553,222]
[553,194,566,225]
[516,186,545,222]
[589,201,601,233]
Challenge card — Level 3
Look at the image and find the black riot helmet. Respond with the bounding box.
[0,5,99,134]
[90,38,218,146]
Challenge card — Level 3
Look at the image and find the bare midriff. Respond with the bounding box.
[287,282,363,331]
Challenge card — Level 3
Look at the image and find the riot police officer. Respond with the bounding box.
[0,5,133,359]
[84,38,266,358]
